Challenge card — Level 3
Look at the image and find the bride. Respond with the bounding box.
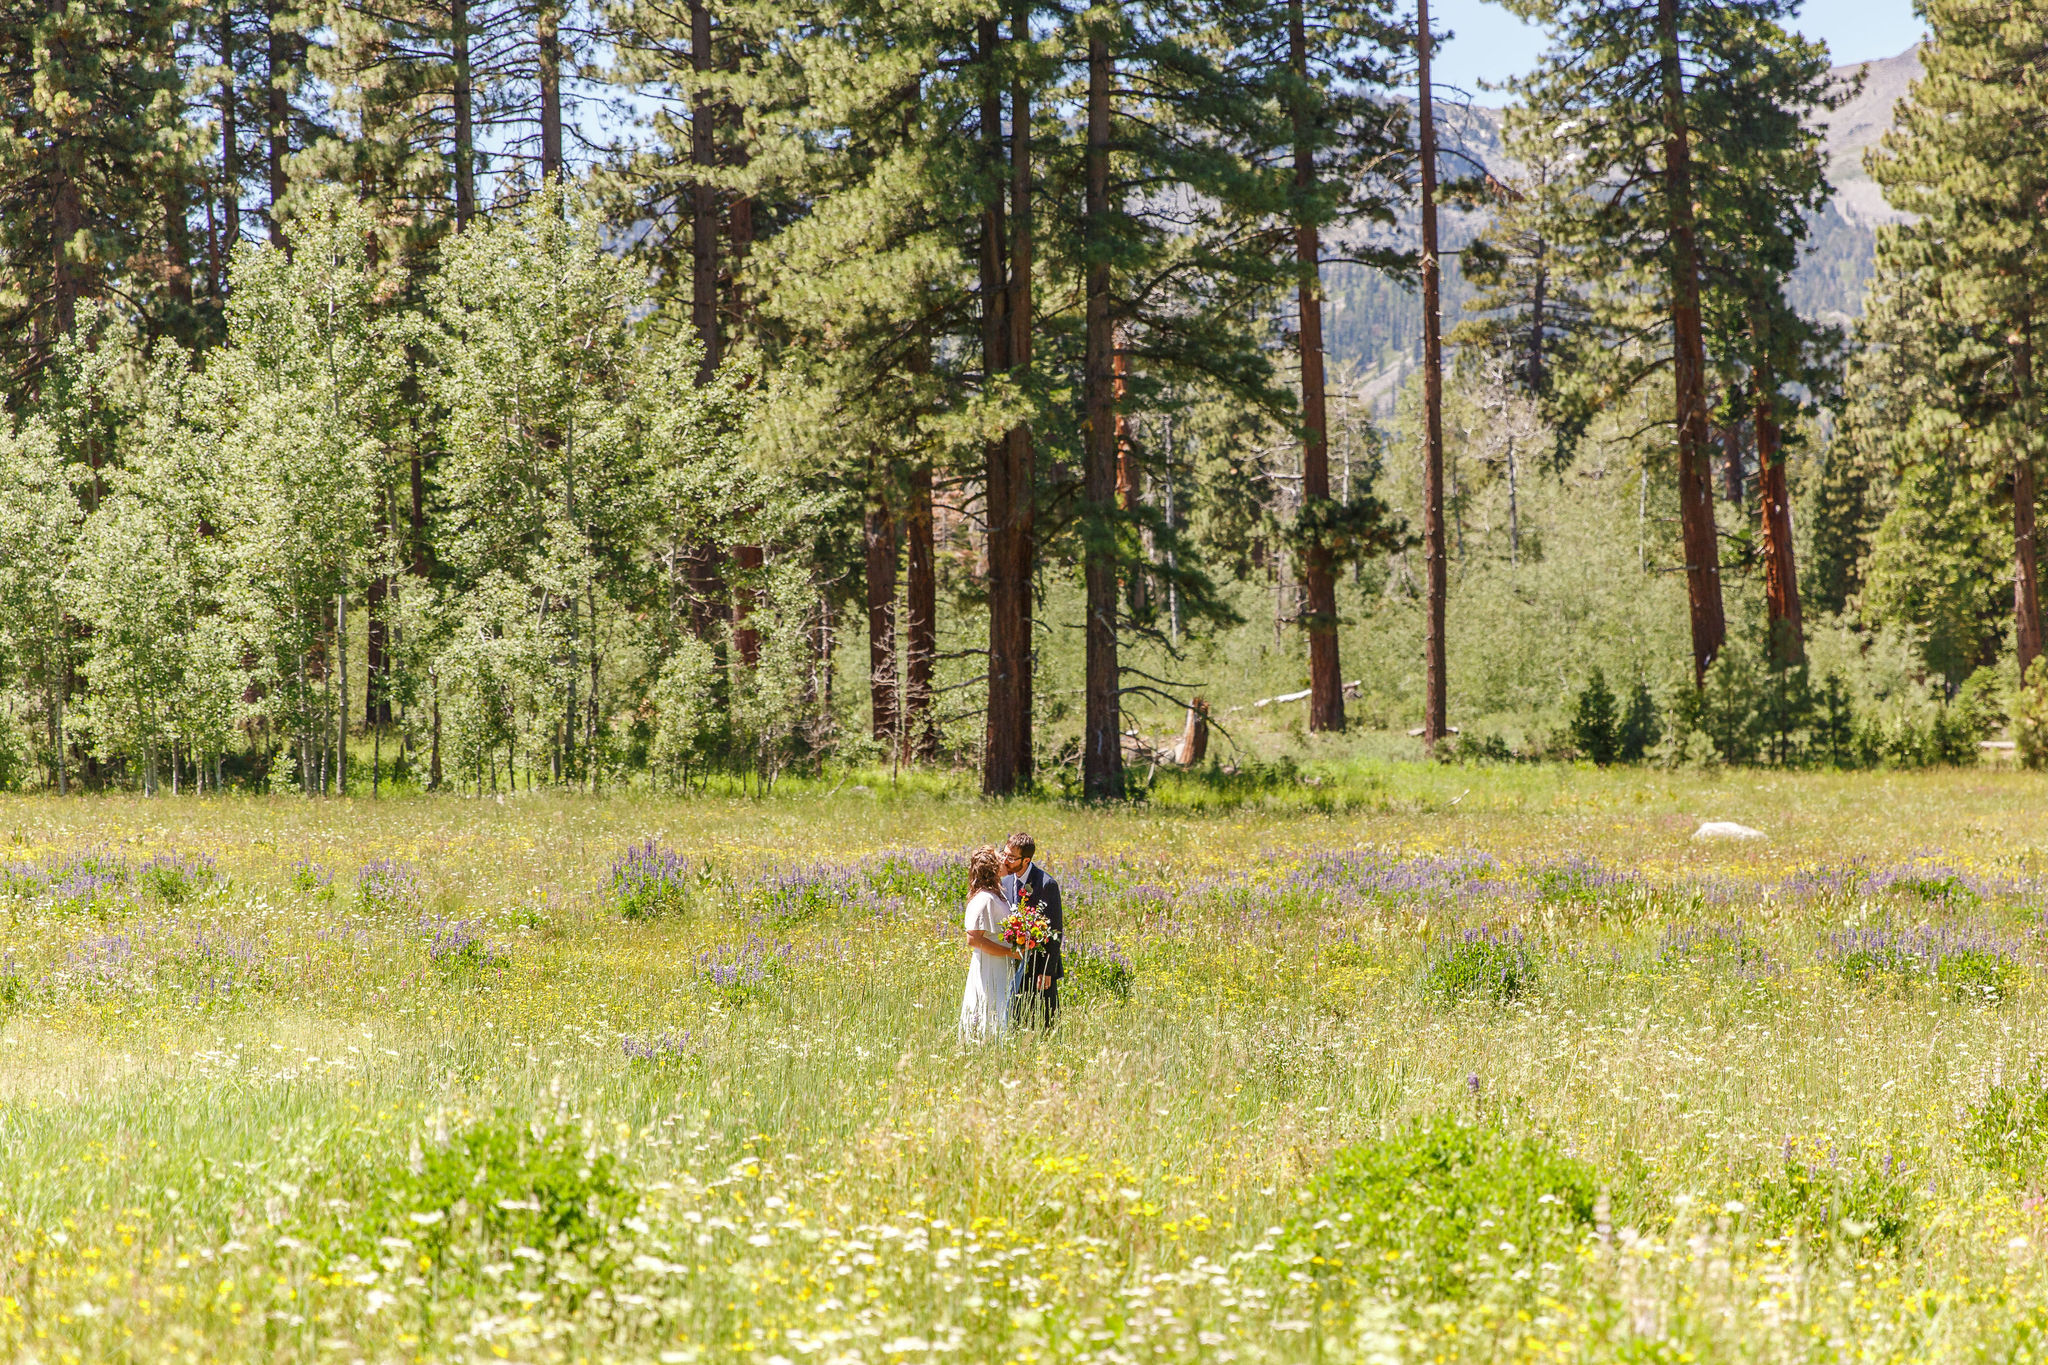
[958,845,1021,1041]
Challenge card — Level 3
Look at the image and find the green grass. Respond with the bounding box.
[3,764,2048,1362]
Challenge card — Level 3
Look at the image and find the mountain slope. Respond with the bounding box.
[1323,45,1921,372]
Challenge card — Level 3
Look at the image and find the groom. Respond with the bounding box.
[1001,832,1063,1030]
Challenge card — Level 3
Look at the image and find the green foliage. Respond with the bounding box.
[1285,1111,1597,1302]
[2016,660,2048,770]
[1744,1147,1916,1254]
[137,855,219,906]
[348,1112,631,1269]
[1421,931,1538,1003]
[1615,679,1661,762]
[1065,942,1135,1004]
[1860,455,2008,685]
[1963,1071,2048,1177]
[1569,668,1617,764]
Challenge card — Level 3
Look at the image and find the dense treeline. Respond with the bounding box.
[0,0,2040,794]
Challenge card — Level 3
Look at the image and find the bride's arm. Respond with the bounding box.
[966,929,1020,958]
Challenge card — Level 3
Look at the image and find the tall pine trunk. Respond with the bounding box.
[539,5,563,181]
[904,459,938,761]
[266,0,289,246]
[690,0,720,381]
[1657,0,1726,683]
[1752,359,1804,669]
[1418,0,1448,748]
[2015,330,2044,674]
[732,543,762,666]
[1291,0,1341,733]
[865,473,899,744]
[981,11,1033,794]
[219,5,240,267]
[165,179,195,308]
[49,0,82,342]
[452,0,475,227]
[1081,19,1122,800]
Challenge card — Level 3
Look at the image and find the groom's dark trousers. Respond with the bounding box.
[1009,862,1063,1029]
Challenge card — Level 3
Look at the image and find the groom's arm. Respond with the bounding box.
[1043,876,1064,980]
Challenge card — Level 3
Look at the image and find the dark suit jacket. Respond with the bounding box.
[1011,862,1063,985]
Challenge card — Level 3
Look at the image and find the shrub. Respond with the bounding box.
[424,915,504,979]
[1963,1070,2048,1176]
[1440,731,1516,765]
[749,866,848,926]
[1066,940,1134,1003]
[1284,1111,1597,1302]
[608,840,691,919]
[1811,671,1855,766]
[2017,659,2048,769]
[352,1112,631,1269]
[1422,928,1538,1003]
[1569,669,1618,764]
[697,937,792,1003]
[1957,664,2009,740]
[1616,680,1662,762]
[1827,924,2018,1002]
[358,859,425,914]
[290,859,334,896]
[137,852,219,905]
[1744,1146,1916,1253]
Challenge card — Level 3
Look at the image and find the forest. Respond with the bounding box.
[0,0,2043,797]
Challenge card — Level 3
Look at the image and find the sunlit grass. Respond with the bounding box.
[3,764,2048,1361]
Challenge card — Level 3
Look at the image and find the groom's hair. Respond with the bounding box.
[1006,832,1035,859]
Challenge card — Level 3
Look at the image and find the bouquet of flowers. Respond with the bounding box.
[1001,904,1053,953]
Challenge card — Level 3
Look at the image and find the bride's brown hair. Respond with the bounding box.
[968,845,1002,893]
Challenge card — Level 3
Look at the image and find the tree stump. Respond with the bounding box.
[1175,697,1209,766]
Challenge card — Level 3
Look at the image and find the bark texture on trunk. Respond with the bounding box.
[689,0,720,380]
[903,460,938,761]
[1081,24,1123,801]
[1754,385,1804,668]
[1418,0,1448,749]
[265,0,289,247]
[539,5,563,182]
[732,542,763,667]
[1291,0,1342,733]
[982,11,1035,794]
[1658,0,1726,684]
[864,479,899,744]
[2016,334,2044,675]
[1174,697,1208,766]
[49,0,82,343]
[365,570,392,724]
[219,9,240,263]
[166,179,195,307]
[452,0,475,228]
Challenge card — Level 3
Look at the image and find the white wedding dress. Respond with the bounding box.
[958,888,1014,1042]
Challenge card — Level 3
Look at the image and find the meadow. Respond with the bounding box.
[4,763,2048,1363]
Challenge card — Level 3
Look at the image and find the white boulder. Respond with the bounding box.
[1692,821,1765,842]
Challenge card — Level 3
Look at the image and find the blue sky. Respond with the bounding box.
[1424,0,1927,96]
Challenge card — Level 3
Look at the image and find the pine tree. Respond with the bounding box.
[1503,0,1838,684]
[1865,0,2048,676]
[1690,7,1842,669]
[1220,0,1407,732]
[0,0,185,389]
[1452,150,1597,461]
[184,0,327,277]
[1055,0,1288,798]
